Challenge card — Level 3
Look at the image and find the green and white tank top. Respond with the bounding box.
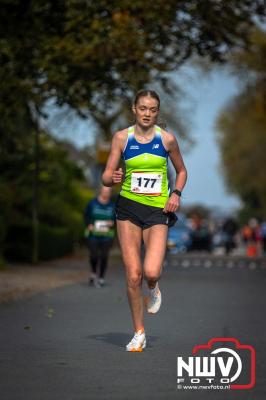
[120,125,169,208]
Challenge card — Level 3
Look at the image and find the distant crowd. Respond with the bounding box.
[188,215,266,257]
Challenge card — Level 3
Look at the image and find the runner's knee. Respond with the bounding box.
[127,271,142,289]
[145,272,160,284]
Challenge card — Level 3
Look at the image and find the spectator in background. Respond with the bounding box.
[222,217,238,254]
[261,221,266,254]
[249,218,263,257]
[84,186,116,287]
[242,218,262,257]
[241,223,253,245]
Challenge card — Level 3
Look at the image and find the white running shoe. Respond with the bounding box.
[126,330,146,352]
[98,278,105,287]
[146,283,162,314]
[89,276,100,288]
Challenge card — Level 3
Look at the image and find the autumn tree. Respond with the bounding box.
[216,29,266,220]
[1,0,265,117]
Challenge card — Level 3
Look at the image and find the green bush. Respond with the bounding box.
[39,224,74,260]
[4,223,74,262]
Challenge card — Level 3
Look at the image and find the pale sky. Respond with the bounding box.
[46,64,242,212]
[173,65,241,212]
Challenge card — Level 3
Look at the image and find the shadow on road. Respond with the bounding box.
[87,332,159,349]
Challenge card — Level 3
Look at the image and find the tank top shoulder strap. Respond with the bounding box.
[155,125,161,135]
[122,126,134,155]
[154,125,168,153]
[154,125,164,143]
[127,125,135,136]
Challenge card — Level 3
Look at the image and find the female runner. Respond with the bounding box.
[102,89,187,351]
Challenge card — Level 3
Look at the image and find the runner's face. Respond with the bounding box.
[133,96,159,128]
[100,186,112,202]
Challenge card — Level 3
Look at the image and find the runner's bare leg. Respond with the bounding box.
[117,220,144,331]
[143,224,168,289]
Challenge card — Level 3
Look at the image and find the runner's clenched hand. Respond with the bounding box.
[112,168,123,184]
[163,192,180,213]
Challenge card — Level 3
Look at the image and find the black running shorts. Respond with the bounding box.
[115,195,177,229]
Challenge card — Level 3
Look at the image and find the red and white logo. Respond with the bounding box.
[177,338,256,390]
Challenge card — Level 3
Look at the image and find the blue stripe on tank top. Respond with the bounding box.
[123,132,168,161]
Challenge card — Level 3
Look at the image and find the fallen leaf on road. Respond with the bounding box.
[47,308,55,318]
[24,325,32,330]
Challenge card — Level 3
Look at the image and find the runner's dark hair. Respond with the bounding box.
[133,89,160,109]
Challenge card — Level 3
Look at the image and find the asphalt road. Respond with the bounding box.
[0,254,266,400]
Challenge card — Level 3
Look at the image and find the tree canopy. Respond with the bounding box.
[1,0,265,116]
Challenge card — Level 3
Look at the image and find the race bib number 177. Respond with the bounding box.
[131,172,162,195]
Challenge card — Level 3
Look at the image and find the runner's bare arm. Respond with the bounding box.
[102,130,127,187]
[162,132,187,212]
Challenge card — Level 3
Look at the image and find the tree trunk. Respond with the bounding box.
[32,126,40,264]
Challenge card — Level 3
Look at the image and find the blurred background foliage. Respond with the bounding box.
[0,0,265,262]
[216,29,266,223]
